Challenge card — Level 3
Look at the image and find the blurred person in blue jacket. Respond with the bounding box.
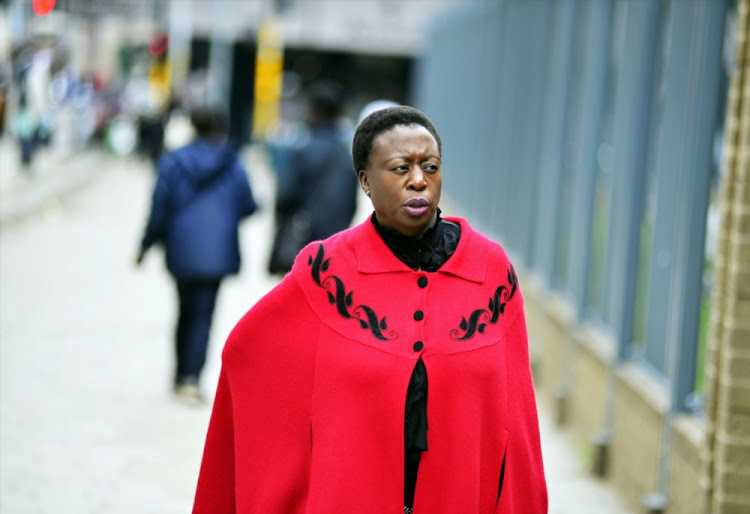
[267,80,358,274]
[136,105,258,405]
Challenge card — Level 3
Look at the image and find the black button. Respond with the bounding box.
[417,276,428,288]
[414,310,424,321]
[413,341,424,352]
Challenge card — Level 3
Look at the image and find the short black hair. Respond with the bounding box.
[190,106,227,138]
[308,79,344,120]
[351,105,442,173]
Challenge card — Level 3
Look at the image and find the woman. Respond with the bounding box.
[136,106,258,405]
[193,106,547,512]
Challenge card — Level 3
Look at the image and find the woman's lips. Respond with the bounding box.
[404,199,429,216]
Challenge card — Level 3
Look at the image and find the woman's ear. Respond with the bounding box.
[358,170,370,196]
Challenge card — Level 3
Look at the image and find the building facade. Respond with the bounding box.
[414,0,748,512]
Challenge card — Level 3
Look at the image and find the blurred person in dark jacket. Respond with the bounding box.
[14,92,37,169]
[136,106,258,405]
[267,80,358,274]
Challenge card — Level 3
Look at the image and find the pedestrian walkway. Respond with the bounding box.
[0,142,631,513]
[0,137,109,225]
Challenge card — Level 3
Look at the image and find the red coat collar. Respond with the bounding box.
[351,216,488,283]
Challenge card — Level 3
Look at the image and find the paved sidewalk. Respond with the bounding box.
[0,137,111,225]
[0,142,631,513]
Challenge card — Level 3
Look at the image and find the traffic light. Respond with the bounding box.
[32,0,55,16]
[148,32,169,57]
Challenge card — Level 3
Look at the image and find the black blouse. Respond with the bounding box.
[371,210,461,509]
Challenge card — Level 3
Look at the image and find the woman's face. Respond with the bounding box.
[358,124,442,238]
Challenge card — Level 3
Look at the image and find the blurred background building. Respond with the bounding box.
[0,0,459,155]
[0,0,747,513]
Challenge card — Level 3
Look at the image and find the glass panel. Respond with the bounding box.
[551,7,586,291]
[585,2,626,320]
[632,5,670,352]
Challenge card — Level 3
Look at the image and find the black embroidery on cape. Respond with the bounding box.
[450,265,518,341]
[307,244,397,341]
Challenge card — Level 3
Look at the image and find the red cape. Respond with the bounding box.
[194,217,547,513]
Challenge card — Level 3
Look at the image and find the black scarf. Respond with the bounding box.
[370,209,461,272]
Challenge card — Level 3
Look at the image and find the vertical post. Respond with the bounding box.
[251,14,283,142]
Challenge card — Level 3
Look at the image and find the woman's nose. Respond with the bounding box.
[408,166,427,189]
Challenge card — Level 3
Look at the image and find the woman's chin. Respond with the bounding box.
[401,218,434,238]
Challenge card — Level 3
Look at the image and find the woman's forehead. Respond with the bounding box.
[372,124,439,152]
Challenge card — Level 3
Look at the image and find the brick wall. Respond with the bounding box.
[702,0,750,512]
[523,274,574,412]
[571,326,615,471]
[610,364,667,511]
[669,416,703,514]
